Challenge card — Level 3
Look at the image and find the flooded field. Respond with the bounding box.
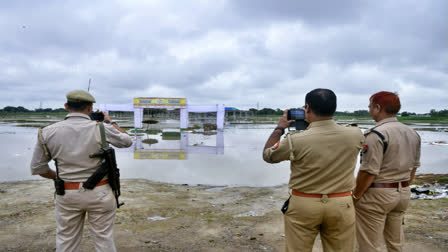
[1,117,447,185]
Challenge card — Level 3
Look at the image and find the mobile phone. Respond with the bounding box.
[287,109,306,121]
[90,112,104,121]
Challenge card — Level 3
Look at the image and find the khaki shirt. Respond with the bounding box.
[30,113,133,182]
[360,117,421,183]
[264,120,364,194]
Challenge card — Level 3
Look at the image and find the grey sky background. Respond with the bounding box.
[0,0,446,113]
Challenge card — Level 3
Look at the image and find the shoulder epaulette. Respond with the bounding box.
[365,128,388,154]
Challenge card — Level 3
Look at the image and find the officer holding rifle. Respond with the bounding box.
[30,90,132,252]
[263,88,364,252]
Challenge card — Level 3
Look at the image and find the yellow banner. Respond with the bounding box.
[134,98,187,107]
[134,151,186,160]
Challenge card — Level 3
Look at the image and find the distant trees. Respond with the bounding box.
[258,108,283,115]
[430,109,448,117]
[334,110,370,117]
[247,108,300,116]
[353,110,370,117]
[244,108,446,118]
[2,106,29,113]
[0,106,65,113]
[400,111,416,117]
[1,105,447,118]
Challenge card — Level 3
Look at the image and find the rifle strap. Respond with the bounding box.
[54,159,60,178]
[98,122,108,148]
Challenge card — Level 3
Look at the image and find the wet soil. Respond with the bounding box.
[0,179,447,252]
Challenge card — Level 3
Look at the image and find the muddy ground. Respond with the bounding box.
[0,178,447,252]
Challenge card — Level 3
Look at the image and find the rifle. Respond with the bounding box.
[84,146,124,208]
[83,122,124,208]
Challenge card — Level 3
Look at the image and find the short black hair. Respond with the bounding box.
[305,88,337,116]
[66,101,92,112]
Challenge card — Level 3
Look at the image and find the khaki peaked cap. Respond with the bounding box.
[66,90,96,103]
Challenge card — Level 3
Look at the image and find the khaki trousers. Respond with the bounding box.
[55,183,117,252]
[355,187,411,252]
[284,194,355,252]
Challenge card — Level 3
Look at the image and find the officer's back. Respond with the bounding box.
[287,120,363,194]
[30,90,132,252]
[262,88,364,252]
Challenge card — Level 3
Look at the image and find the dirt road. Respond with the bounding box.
[0,179,446,251]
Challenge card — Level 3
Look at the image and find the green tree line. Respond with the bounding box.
[243,108,447,117]
[0,106,66,113]
[1,105,447,117]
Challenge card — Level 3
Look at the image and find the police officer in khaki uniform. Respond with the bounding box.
[353,91,421,252]
[263,89,364,252]
[30,90,132,252]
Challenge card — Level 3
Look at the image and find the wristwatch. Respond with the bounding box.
[103,120,111,124]
[275,126,285,135]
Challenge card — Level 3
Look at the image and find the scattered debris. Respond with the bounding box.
[410,184,448,199]
[147,216,168,221]
[144,240,159,244]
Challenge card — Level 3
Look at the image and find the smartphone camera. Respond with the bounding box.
[90,111,104,121]
[287,109,309,131]
[287,109,306,121]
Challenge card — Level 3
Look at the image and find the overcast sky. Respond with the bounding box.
[0,0,446,113]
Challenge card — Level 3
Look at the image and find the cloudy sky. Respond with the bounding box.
[0,0,446,113]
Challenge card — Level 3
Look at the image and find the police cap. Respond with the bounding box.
[66,90,96,103]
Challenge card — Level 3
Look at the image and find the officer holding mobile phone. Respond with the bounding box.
[262,88,364,252]
[30,90,132,251]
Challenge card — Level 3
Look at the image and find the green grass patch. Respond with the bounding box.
[398,117,448,124]
[142,138,158,145]
[129,129,146,133]
[162,132,181,140]
[436,177,448,183]
[145,129,162,134]
[162,132,180,137]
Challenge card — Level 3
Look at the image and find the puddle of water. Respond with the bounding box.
[0,122,447,186]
